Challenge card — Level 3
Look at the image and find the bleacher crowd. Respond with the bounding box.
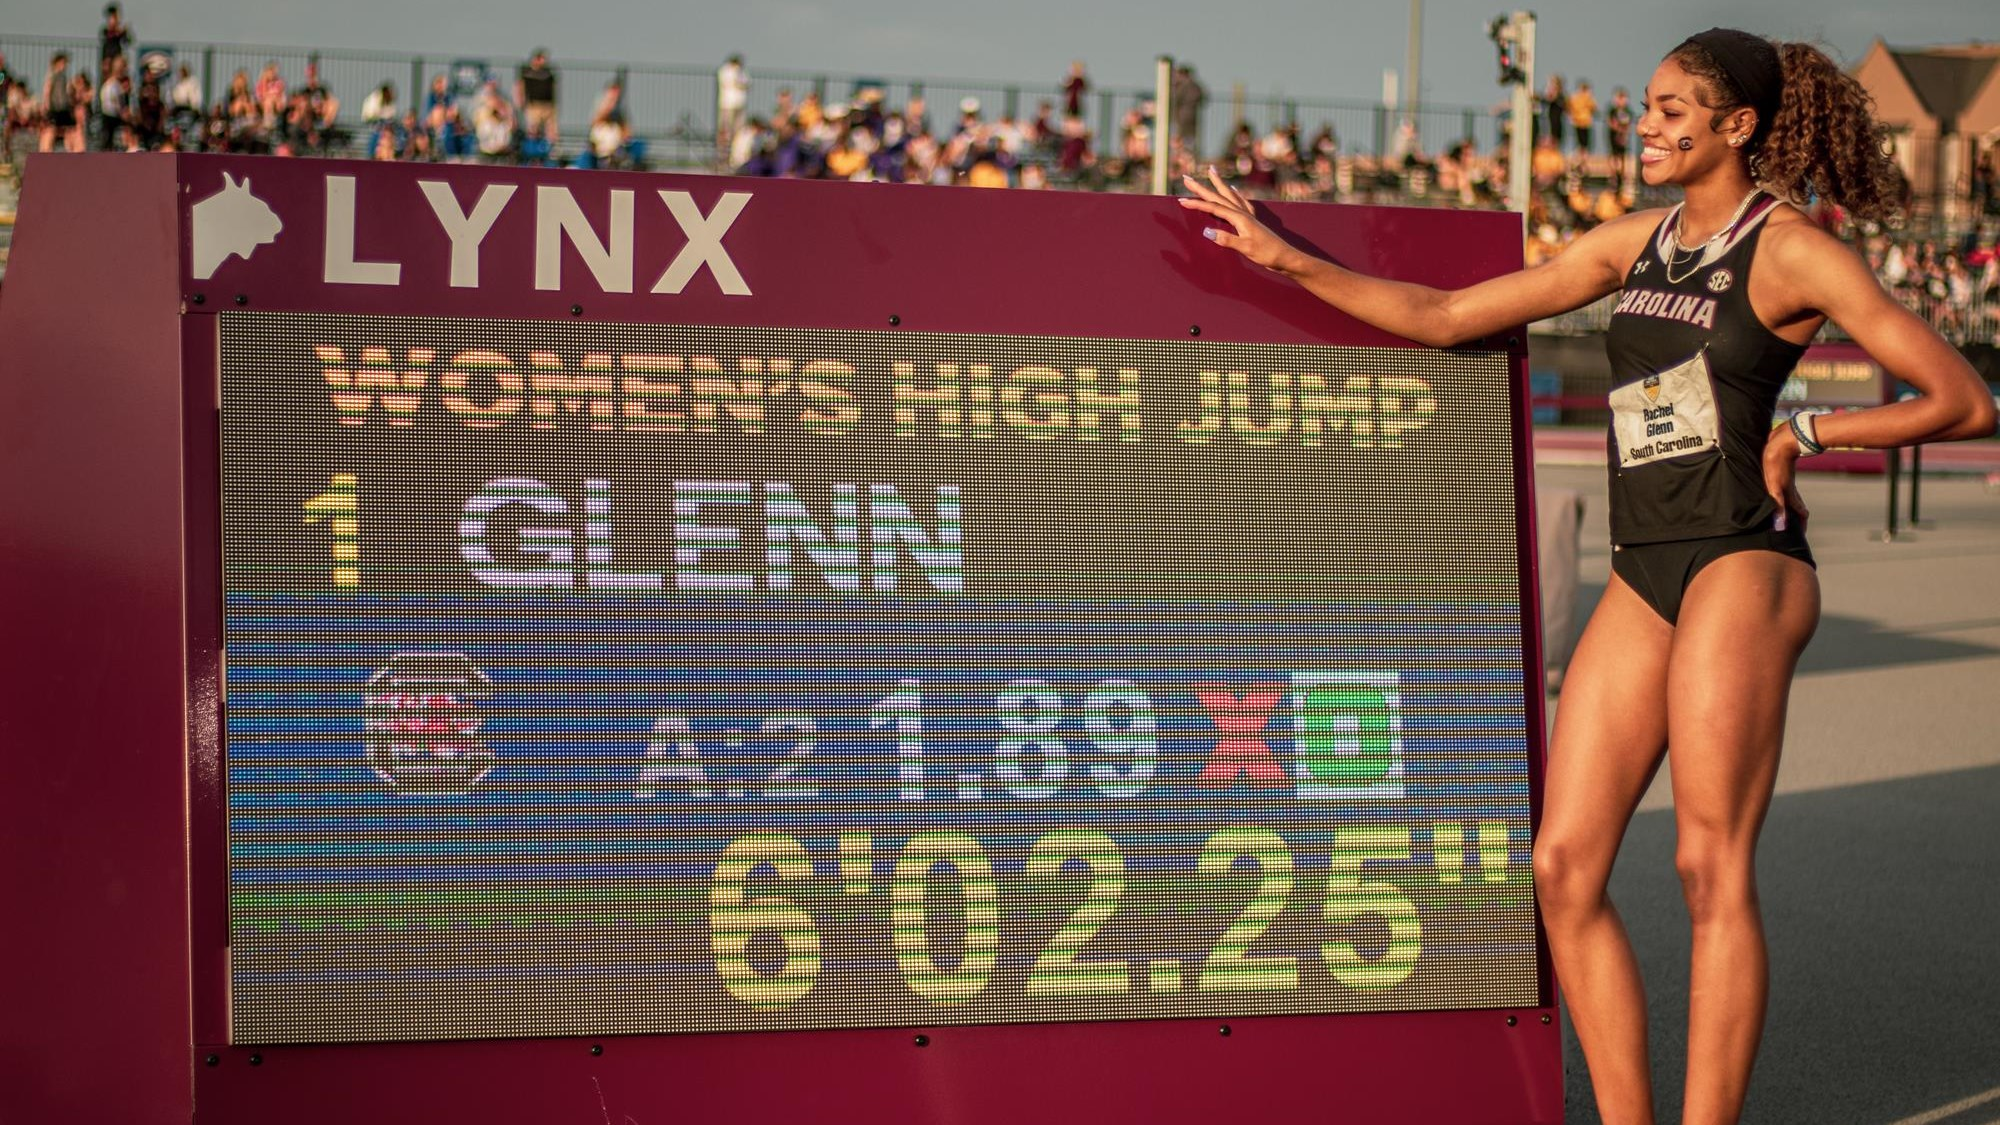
[2,7,1996,344]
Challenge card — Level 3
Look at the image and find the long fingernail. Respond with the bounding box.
[1202,227,1218,241]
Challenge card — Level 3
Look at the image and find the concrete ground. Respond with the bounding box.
[1530,451,2000,1125]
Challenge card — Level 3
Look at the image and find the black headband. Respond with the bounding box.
[1686,28,1782,134]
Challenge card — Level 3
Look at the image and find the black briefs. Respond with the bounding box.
[1611,523,1815,625]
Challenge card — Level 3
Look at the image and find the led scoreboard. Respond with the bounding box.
[0,154,1559,1124]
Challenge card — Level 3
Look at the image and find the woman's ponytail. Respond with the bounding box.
[1757,42,1905,222]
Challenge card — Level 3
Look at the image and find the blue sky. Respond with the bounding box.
[9,0,1995,111]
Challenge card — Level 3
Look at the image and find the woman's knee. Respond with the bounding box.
[1533,835,1612,918]
[1673,836,1758,921]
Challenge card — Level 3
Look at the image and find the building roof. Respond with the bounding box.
[1887,45,2000,130]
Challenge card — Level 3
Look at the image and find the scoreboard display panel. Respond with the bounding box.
[221,312,1537,1043]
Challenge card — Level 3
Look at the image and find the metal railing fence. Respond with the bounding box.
[0,32,1502,166]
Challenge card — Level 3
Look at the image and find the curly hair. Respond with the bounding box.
[1668,36,1906,224]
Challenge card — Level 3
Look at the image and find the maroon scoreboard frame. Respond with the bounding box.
[0,153,1557,1124]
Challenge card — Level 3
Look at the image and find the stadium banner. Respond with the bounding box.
[2,152,1557,1123]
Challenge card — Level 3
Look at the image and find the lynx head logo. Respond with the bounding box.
[191,173,282,280]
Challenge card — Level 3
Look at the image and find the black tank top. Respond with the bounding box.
[1602,192,1805,544]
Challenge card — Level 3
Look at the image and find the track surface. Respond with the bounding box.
[1532,453,2000,1125]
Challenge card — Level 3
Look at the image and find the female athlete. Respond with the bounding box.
[1178,27,1995,1125]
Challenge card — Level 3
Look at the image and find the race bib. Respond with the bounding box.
[1611,349,1721,468]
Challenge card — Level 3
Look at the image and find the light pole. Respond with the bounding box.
[1405,0,1423,142]
[1489,11,1537,216]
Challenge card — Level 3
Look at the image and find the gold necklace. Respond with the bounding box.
[1665,188,1761,285]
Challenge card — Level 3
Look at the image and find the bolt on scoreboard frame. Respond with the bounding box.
[0,153,1559,1124]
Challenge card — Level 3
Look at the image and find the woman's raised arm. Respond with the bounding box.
[1179,167,1655,347]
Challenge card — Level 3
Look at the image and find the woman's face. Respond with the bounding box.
[1635,57,1752,187]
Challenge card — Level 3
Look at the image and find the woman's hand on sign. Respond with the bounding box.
[1179,166,1300,275]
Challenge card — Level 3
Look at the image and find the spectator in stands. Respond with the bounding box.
[255,61,286,123]
[170,63,199,113]
[40,53,80,153]
[1605,87,1632,176]
[1027,99,1057,155]
[98,4,131,79]
[1259,120,1301,193]
[1171,63,1205,159]
[96,54,130,150]
[716,53,748,165]
[1532,130,1565,184]
[1975,145,1997,216]
[1437,139,1473,205]
[422,74,465,160]
[961,126,1014,188]
[588,72,630,168]
[1540,73,1564,148]
[1062,60,1089,119]
[364,80,398,155]
[2,61,27,160]
[133,63,166,149]
[824,118,867,180]
[397,109,428,160]
[1567,79,1596,154]
[904,128,942,184]
[298,57,339,134]
[869,111,909,180]
[1591,186,1627,224]
[1942,254,1974,336]
[369,111,400,160]
[164,62,201,143]
[3,79,30,160]
[473,79,515,163]
[198,98,225,151]
[516,48,557,150]
[851,86,886,139]
[225,68,264,153]
[1119,103,1152,171]
[1307,123,1337,161]
[1056,113,1091,177]
[730,116,770,172]
[991,110,1026,161]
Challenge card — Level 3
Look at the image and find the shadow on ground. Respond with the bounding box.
[1560,763,2000,1124]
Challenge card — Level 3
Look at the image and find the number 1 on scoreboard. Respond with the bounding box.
[301,473,361,587]
[869,679,925,800]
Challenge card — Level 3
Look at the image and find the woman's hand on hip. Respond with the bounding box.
[1762,426,1811,531]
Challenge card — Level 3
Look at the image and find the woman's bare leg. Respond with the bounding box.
[1666,551,1819,1125]
[1535,574,1676,1125]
